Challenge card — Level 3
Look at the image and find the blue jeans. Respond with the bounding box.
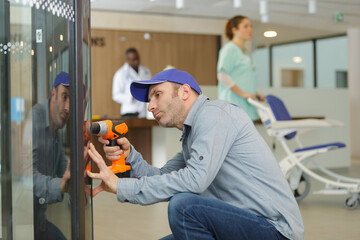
[159,193,288,240]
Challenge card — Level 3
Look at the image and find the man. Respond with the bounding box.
[27,72,71,239]
[87,69,304,240]
[112,47,152,118]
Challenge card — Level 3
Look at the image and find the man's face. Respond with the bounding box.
[126,52,140,71]
[147,82,185,128]
[51,84,70,130]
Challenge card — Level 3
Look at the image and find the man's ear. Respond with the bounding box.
[51,87,56,99]
[180,84,191,100]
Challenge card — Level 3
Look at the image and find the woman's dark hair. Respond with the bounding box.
[225,15,248,40]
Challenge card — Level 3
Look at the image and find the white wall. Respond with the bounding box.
[347,28,360,158]
[253,47,270,88]
[272,42,314,88]
[316,36,348,88]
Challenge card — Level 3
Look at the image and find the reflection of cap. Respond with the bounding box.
[130,69,201,102]
[53,72,70,88]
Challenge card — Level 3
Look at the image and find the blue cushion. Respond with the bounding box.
[294,142,346,152]
[266,95,296,140]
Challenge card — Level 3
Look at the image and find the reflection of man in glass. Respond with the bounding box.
[32,72,70,239]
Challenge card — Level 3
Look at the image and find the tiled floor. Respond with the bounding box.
[93,159,360,240]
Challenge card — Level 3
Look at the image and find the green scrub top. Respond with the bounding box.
[217,41,258,121]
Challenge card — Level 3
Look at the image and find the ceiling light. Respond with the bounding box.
[234,0,242,8]
[308,0,316,14]
[261,14,269,23]
[293,56,302,63]
[176,0,184,9]
[264,31,277,38]
[259,0,267,15]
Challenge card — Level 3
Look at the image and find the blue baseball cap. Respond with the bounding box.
[130,69,201,102]
[53,72,70,88]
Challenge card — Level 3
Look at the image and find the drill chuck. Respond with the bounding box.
[87,121,109,136]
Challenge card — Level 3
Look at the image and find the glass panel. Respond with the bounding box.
[316,36,348,89]
[272,41,314,88]
[253,47,270,87]
[0,0,89,238]
[10,4,34,239]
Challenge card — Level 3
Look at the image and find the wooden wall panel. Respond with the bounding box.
[91,29,220,117]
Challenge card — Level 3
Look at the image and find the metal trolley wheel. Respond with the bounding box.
[292,173,311,201]
[344,195,359,210]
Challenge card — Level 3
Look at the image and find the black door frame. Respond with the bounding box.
[0,0,13,239]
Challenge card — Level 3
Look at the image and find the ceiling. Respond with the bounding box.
[90,0,360,45]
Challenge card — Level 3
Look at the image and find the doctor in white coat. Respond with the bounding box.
[112,48,152,118]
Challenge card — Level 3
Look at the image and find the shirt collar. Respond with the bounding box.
[124,62,142,75]
[183,95,209,128]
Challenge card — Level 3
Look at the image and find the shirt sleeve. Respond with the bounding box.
[217,44,235,74]
[127,146,186,178]
[117,105,238,205]
[112,69,132,104]
[217,71,236,89]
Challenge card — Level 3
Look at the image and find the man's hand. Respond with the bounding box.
[98,136,131,161]
[61,160,71,193]
[87,143,119,197]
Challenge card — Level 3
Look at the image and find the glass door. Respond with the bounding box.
[0,0,92,239]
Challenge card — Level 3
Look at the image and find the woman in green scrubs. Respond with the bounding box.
[217,15,265,121]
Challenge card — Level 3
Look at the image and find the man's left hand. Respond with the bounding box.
[86,143,119,197]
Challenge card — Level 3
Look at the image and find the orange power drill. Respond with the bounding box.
[85,120,131,177]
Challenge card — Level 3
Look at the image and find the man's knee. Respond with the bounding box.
[168,193,198,227]
[169,193,191,213]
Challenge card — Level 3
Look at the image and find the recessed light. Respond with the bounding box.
[293,56,302,63]
[264,31,277,38]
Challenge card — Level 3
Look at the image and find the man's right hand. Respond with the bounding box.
[61,160,71,194]
[98,136,131,161]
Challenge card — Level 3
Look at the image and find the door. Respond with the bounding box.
[0,0,92,239]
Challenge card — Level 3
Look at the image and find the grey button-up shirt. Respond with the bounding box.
[30,101,68,231]
[117,95,304,240]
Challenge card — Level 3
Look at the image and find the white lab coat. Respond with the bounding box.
[112,63,152,118]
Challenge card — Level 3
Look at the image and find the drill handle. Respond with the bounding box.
[107,138,119,147]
